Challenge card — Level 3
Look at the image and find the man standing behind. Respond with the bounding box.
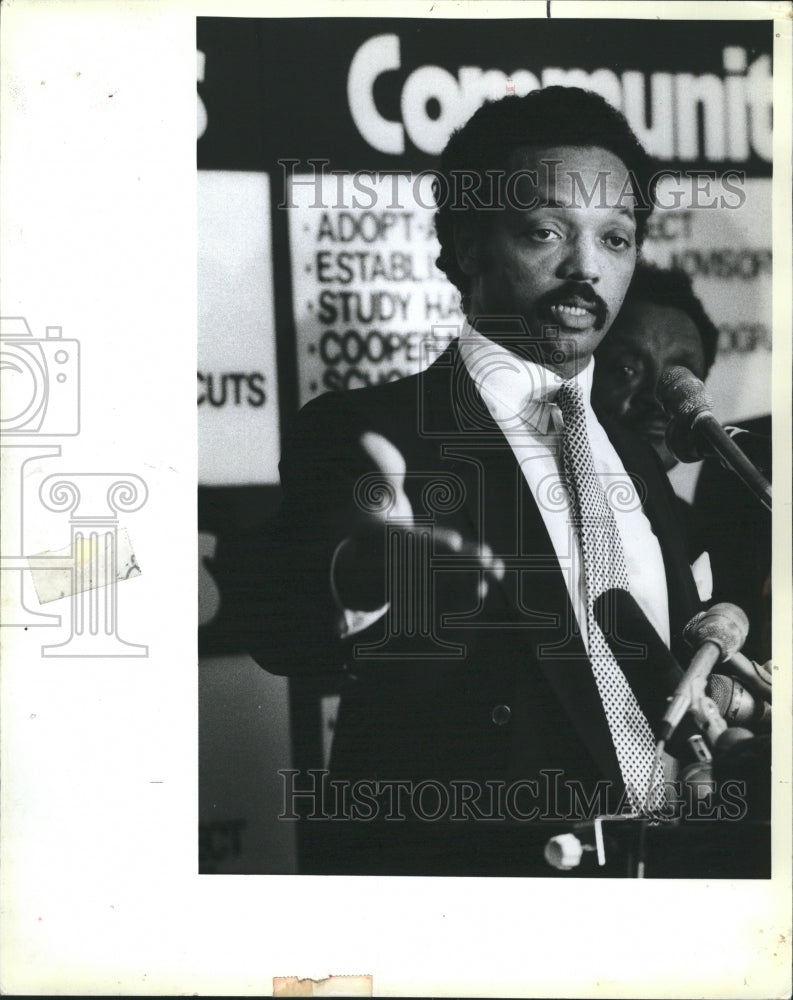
[592,262,719,476]
[254,87,704,874]
[592,264,770,661]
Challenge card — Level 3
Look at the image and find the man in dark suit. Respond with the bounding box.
[592,264,770,660]
[253,87,705,875]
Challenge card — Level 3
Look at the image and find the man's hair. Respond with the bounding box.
[433,86,657,313]
[620,262,720,374]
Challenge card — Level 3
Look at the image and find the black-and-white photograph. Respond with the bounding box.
[2,2,790,995]
[198,15,775,878]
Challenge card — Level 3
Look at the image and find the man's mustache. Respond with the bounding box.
[538,283,609,329]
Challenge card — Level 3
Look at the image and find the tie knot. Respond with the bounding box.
[556,379,585,422]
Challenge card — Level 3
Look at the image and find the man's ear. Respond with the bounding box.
[453,218,483,277]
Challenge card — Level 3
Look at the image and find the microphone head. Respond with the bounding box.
[665,416,711,463]
[657,366,714,424]
[684,603,750,660]
[706,673,758,727]
[714,727,755,755]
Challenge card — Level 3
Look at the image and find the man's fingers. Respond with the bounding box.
[354,432,413,522]
[433,528,504,581]
[358,431,407,477]
[433,526,465,553]
[478,541,505,581]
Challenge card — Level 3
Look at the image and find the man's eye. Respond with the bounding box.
[531,228,561,242]
[604,234,632,250]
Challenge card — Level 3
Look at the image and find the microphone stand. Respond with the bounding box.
[691,413,772,512]
[659,367,772,512]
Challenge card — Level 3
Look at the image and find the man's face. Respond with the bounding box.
[592,299,707,470]
[462,145,638,378]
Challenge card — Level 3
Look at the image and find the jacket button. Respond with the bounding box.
[491,704,511,726]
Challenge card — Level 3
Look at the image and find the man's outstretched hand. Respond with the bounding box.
[331,432,504,619]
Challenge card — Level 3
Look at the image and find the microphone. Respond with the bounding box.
[722,426,772,479]
[714,726,755,755]
[706,673,771,732]
[657,367,771,511]
[689,696,727,748]
[593,590,682,699]
[660,603,750,743]
[687,609,773,703]
[666,421,772,475]
[717,648,772,704]
[593,588,696,748]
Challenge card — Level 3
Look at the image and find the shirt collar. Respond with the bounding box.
[458,321,596,433]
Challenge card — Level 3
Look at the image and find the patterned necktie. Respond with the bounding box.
[556,379,664,814]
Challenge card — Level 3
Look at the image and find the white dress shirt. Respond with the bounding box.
[458,323,671,648]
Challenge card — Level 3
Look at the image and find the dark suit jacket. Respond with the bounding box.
[693,415,771,663]
[253,343,702,868]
